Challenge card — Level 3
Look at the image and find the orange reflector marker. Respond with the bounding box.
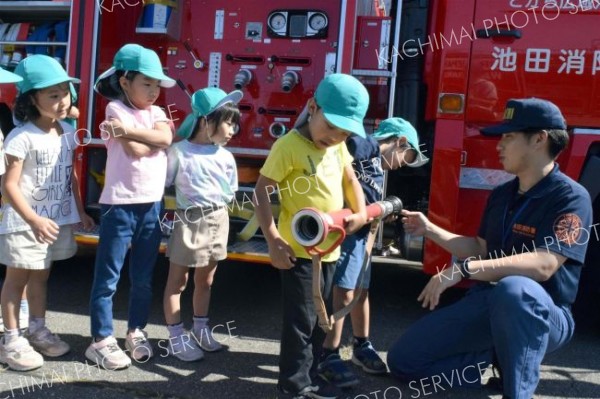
[438,93,464,114]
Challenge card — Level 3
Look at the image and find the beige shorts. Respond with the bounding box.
[166,207,229,267]
[0,225,77,270]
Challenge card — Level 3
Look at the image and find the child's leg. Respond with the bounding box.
[350,290,369,338]
[191,261,223,352]
[25,269,50,323]
[192,261,218,318]
[1,268,29,332]
[90,205,135,339]
[323,287,355,350]
[163,263,190,325]
[279,258,335,393]
[127,202,161,332]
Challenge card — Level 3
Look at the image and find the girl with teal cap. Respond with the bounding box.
[0,56,94,372]
[87,43,175,370]
[162,86,242,361]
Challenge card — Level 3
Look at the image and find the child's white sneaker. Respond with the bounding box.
[25,326,70,357]
[85,336,131,370]
[0,336,44,371]
[168,332,204,362]
[191,326,223,352]
[125,328,153,362]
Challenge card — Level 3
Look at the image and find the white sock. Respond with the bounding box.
[167,322,185,338]
[28,317,45,334]
[193,316,208,332]
[4,328,20,344]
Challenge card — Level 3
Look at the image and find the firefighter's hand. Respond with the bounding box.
[29,216,59,244]
[401,210,428,237]
[344,212,367,235]
[268,237,296,269]
[79,212,96,232]
[417,265,463,310]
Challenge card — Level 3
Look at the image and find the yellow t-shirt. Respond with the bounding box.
[260,130,353,262]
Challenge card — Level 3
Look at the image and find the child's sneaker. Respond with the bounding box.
[168,332,204,362]
[191,326,222,352]
[125,328,153,362]
[306,375,342,399]
[317,352,359,388]
[25,326,70,357]
[351,340,387,374]
[85,336,131,370]
[0,336,44,371]
[276,376,340,399]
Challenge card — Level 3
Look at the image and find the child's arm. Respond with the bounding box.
[342,163,367,234]
[253,174,296,269]
[104,119,172,149]
[117,137,159,158]
[71,159,95,231]
[2,155,59,243]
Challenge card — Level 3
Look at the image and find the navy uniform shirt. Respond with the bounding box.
[478,164,592,307]
[346,135,384,237]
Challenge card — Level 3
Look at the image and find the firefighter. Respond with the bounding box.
[387,98,592,399]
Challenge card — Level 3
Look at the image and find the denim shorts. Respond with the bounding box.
[333,232,371,290]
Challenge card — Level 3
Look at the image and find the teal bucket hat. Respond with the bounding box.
[13,55,80,94]
[177,87,243,139]
[314,73,369,138]
[94,43,176,100]
[0,66,22,83]
[372,117,429,168]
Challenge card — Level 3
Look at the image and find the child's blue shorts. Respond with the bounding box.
[333,231,371,290]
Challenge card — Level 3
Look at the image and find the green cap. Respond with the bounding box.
[0,66,22,84]
[372,117,429,168]
[314,73,369,138]
[177,87,243,139]
[94,43,175,100]
[14,55,80,94]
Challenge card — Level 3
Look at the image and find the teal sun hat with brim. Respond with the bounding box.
[0,66,22,84]
[314,73,369,138]
[13,54,80,94]
[94,43,176,100]
[177,87,243,139]
[371,117,429,168]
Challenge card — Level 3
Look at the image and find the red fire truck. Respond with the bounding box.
[1,0,598,321]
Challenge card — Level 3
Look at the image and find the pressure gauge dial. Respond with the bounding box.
[308,13,328,30]
[268,13,287,31]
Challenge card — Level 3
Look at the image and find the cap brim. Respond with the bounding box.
[139,68,176,88]
[176,113,198,139]
[480,123,524,136]
[26,75,80,94]
[293,105,310,129]
[0,68,22,83]
[322,112,366,138]
[210,90,243,113]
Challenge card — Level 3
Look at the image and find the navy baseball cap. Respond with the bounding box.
[480,98,566,136]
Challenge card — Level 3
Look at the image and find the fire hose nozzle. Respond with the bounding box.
[233,69,253,90]
[291,196,403,255]
[281,71,299,93]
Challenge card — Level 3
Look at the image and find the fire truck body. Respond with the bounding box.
[1,1,599,297]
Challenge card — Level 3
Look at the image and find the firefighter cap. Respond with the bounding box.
[314,73,369,138]
[481,98,567,136]
[0,66,22,84]
[14,55,79,94]
[94,43,175,100]
[371,117,429,168]
[177,87,243,139]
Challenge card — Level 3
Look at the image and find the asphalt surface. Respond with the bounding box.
[0,254,599,399]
